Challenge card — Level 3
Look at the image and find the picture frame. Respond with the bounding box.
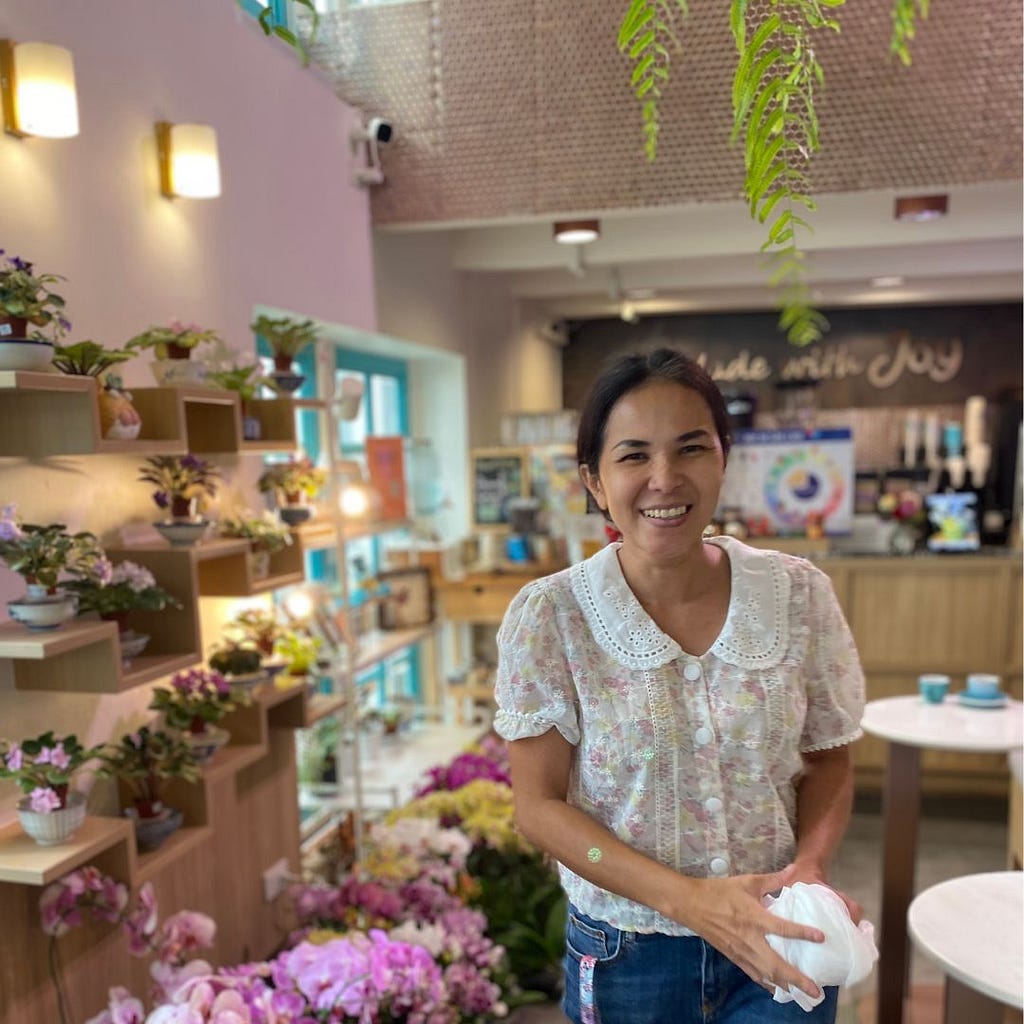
[470,446,530,528]
[377,567,434,630]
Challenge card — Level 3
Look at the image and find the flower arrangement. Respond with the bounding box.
[257,455,326,503]
[0,504,109,591]
[226,606,287,657]
[125,319,220,360]
[0,249,70,341]
[218,509,293,553]
[415,748,512,797]
[96,726,201,818]
[64,559,181,619]
[138,455,221,520]
[149,668,248,734]
[250,313,317,363]
[0,732,102,813]
[51,340,134,378]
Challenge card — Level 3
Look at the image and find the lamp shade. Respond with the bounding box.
[553,219,600,244]
[1,40,79,138]
[156,122,221,199]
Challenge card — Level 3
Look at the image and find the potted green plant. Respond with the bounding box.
[52,340,141,440]
[250,314,317,372]
[273,629,322,680]
[0,504,109,629]
[207,637,264,680]
[206,361,281,440]
[0,732,103,845]
[96,726,200,850]
[225,606,288,659]
[257,456,327,524]
[137,455,221,544]
[125,319,220,387]
[0,251,69,367]
[149,667,249,763]
[217,509,292,580]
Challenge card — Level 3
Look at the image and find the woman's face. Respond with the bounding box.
[582,379,726,557]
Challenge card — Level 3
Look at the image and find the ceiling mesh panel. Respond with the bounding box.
[305,0,1023,226]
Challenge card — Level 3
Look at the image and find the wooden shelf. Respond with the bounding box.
[201,744,266,783]
[196,538,305,596]
[305,693,348,725]
[120,651,201,690]
[133,825,214,885]
[0,618,114,659]
[0,816,133,886]
[354,625,436,674]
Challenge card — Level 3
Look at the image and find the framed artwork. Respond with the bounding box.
[377,567,434,630]
[470,447,530,528]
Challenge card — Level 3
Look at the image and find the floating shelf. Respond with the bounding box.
[0,816,133,886]
[196,537,305,596]
[354,625,436,674]
[133,824,214,885]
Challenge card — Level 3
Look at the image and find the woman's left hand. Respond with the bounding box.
[777,861,863,924]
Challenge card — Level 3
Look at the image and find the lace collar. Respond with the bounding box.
[568,536,790,671]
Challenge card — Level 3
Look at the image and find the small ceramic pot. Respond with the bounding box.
[8,594,77,631]
[150,359,207,388]
[0,338,54,372]
[17,791,87,846]
[127,804,183,852]
[182,724,229,764]
[153,519,211,547]
[279,504,311,526]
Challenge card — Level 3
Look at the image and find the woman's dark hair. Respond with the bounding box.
[576,347,732,475]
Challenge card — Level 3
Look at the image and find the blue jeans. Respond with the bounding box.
[562,905,838,1024]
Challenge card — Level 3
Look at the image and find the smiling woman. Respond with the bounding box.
[493,347,868,1024]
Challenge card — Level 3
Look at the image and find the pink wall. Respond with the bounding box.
[0,0,376,374]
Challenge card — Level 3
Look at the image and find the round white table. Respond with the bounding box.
[861,695,1024,1024]
[909,871,1023,1021]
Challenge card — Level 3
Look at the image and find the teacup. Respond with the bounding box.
[918,674,950,704]
[965,673,1001,700]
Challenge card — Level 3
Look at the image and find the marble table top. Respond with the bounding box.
[908,871,1023,1009]
[861,695,1023,753]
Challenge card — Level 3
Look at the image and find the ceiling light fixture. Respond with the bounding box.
[619,300,639,324]
[0,39,79,138]
[871,275,905,288]
[894,194,948,222]
[553,219,600,245]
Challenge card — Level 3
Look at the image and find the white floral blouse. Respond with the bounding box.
[494,536,865,935]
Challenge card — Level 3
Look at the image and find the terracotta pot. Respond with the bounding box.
[273,353,294,372]
[170,495,195,520]
[165,342,192,360]
[100,610,131,633]
[0,314,29,339]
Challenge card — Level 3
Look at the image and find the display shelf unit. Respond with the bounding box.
[354,625,438,675]
[237,396,324,452]
[289,518,414,552]
[133,825,214,885]
[0,816,133,886]
[195,538,305,596]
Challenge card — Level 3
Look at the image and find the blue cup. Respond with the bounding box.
[919,674,950,704]
[965,673,1001,700]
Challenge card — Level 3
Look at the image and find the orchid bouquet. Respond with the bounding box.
[64,559,181,618]
[0,732,103,813]
[149,668,248,734]
[0,504,109,591]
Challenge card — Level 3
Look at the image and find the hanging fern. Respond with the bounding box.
[889,0,930,66]
[252,0,320,66]
[730,0,844,346]
[617,0,690,161]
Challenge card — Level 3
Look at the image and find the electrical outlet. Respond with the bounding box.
[262,857,290,903]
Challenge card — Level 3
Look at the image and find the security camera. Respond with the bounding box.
[349,116,395,187]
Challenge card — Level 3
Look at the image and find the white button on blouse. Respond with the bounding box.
[694,726,713,746]
[709,857,729,876]
[704,796,723,813]
[683,662,702,681]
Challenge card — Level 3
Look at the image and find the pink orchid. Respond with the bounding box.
[156,911,216,965]
[125,883,159,956]
[84,986,147,1024]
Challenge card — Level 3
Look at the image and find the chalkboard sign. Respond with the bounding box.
[471,447,529,527]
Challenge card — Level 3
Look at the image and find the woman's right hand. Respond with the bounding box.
[677,870,825,1001]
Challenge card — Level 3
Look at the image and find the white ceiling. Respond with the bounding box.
[379,181,1023,321]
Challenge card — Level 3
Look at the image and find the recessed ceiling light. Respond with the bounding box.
[553,219,600,244]
[894,194,948,222]
[871,275,905,288]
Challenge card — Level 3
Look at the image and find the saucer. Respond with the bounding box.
[956,693,1008,709]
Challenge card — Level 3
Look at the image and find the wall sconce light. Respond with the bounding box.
[0,39,79,138]
[553,219,600,244]
[335,459,381,520]
[155,121,221,199]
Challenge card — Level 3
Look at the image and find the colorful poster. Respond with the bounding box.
[718,428,854,535]
[365,436,408,521]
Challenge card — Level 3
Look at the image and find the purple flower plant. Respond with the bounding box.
[415,751,511,798]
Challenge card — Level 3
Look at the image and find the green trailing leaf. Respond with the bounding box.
[890,0,930,66]
[247,0,320,65]
[617,0,689,160]
[731,0,844,346]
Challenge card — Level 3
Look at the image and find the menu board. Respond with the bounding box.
[471,447,528,527]
[718,428,854,535]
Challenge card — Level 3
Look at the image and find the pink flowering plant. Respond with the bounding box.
[64,559,181,617]
[0,504,110,591]
[149,668,249,734]
[126,320,221,360]
[0,731,102,813]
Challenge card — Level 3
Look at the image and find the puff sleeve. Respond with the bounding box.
[493,581,581,745]
[799,566,865,753]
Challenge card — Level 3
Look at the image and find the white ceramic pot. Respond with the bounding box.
[150,358,207,388]
[153,519,211,547]
[0,339,55,372]
[17,791,87,846]
[8,595,77,631]
[183,724,229,764]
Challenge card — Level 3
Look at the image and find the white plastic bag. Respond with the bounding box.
[763,882,879,1011]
